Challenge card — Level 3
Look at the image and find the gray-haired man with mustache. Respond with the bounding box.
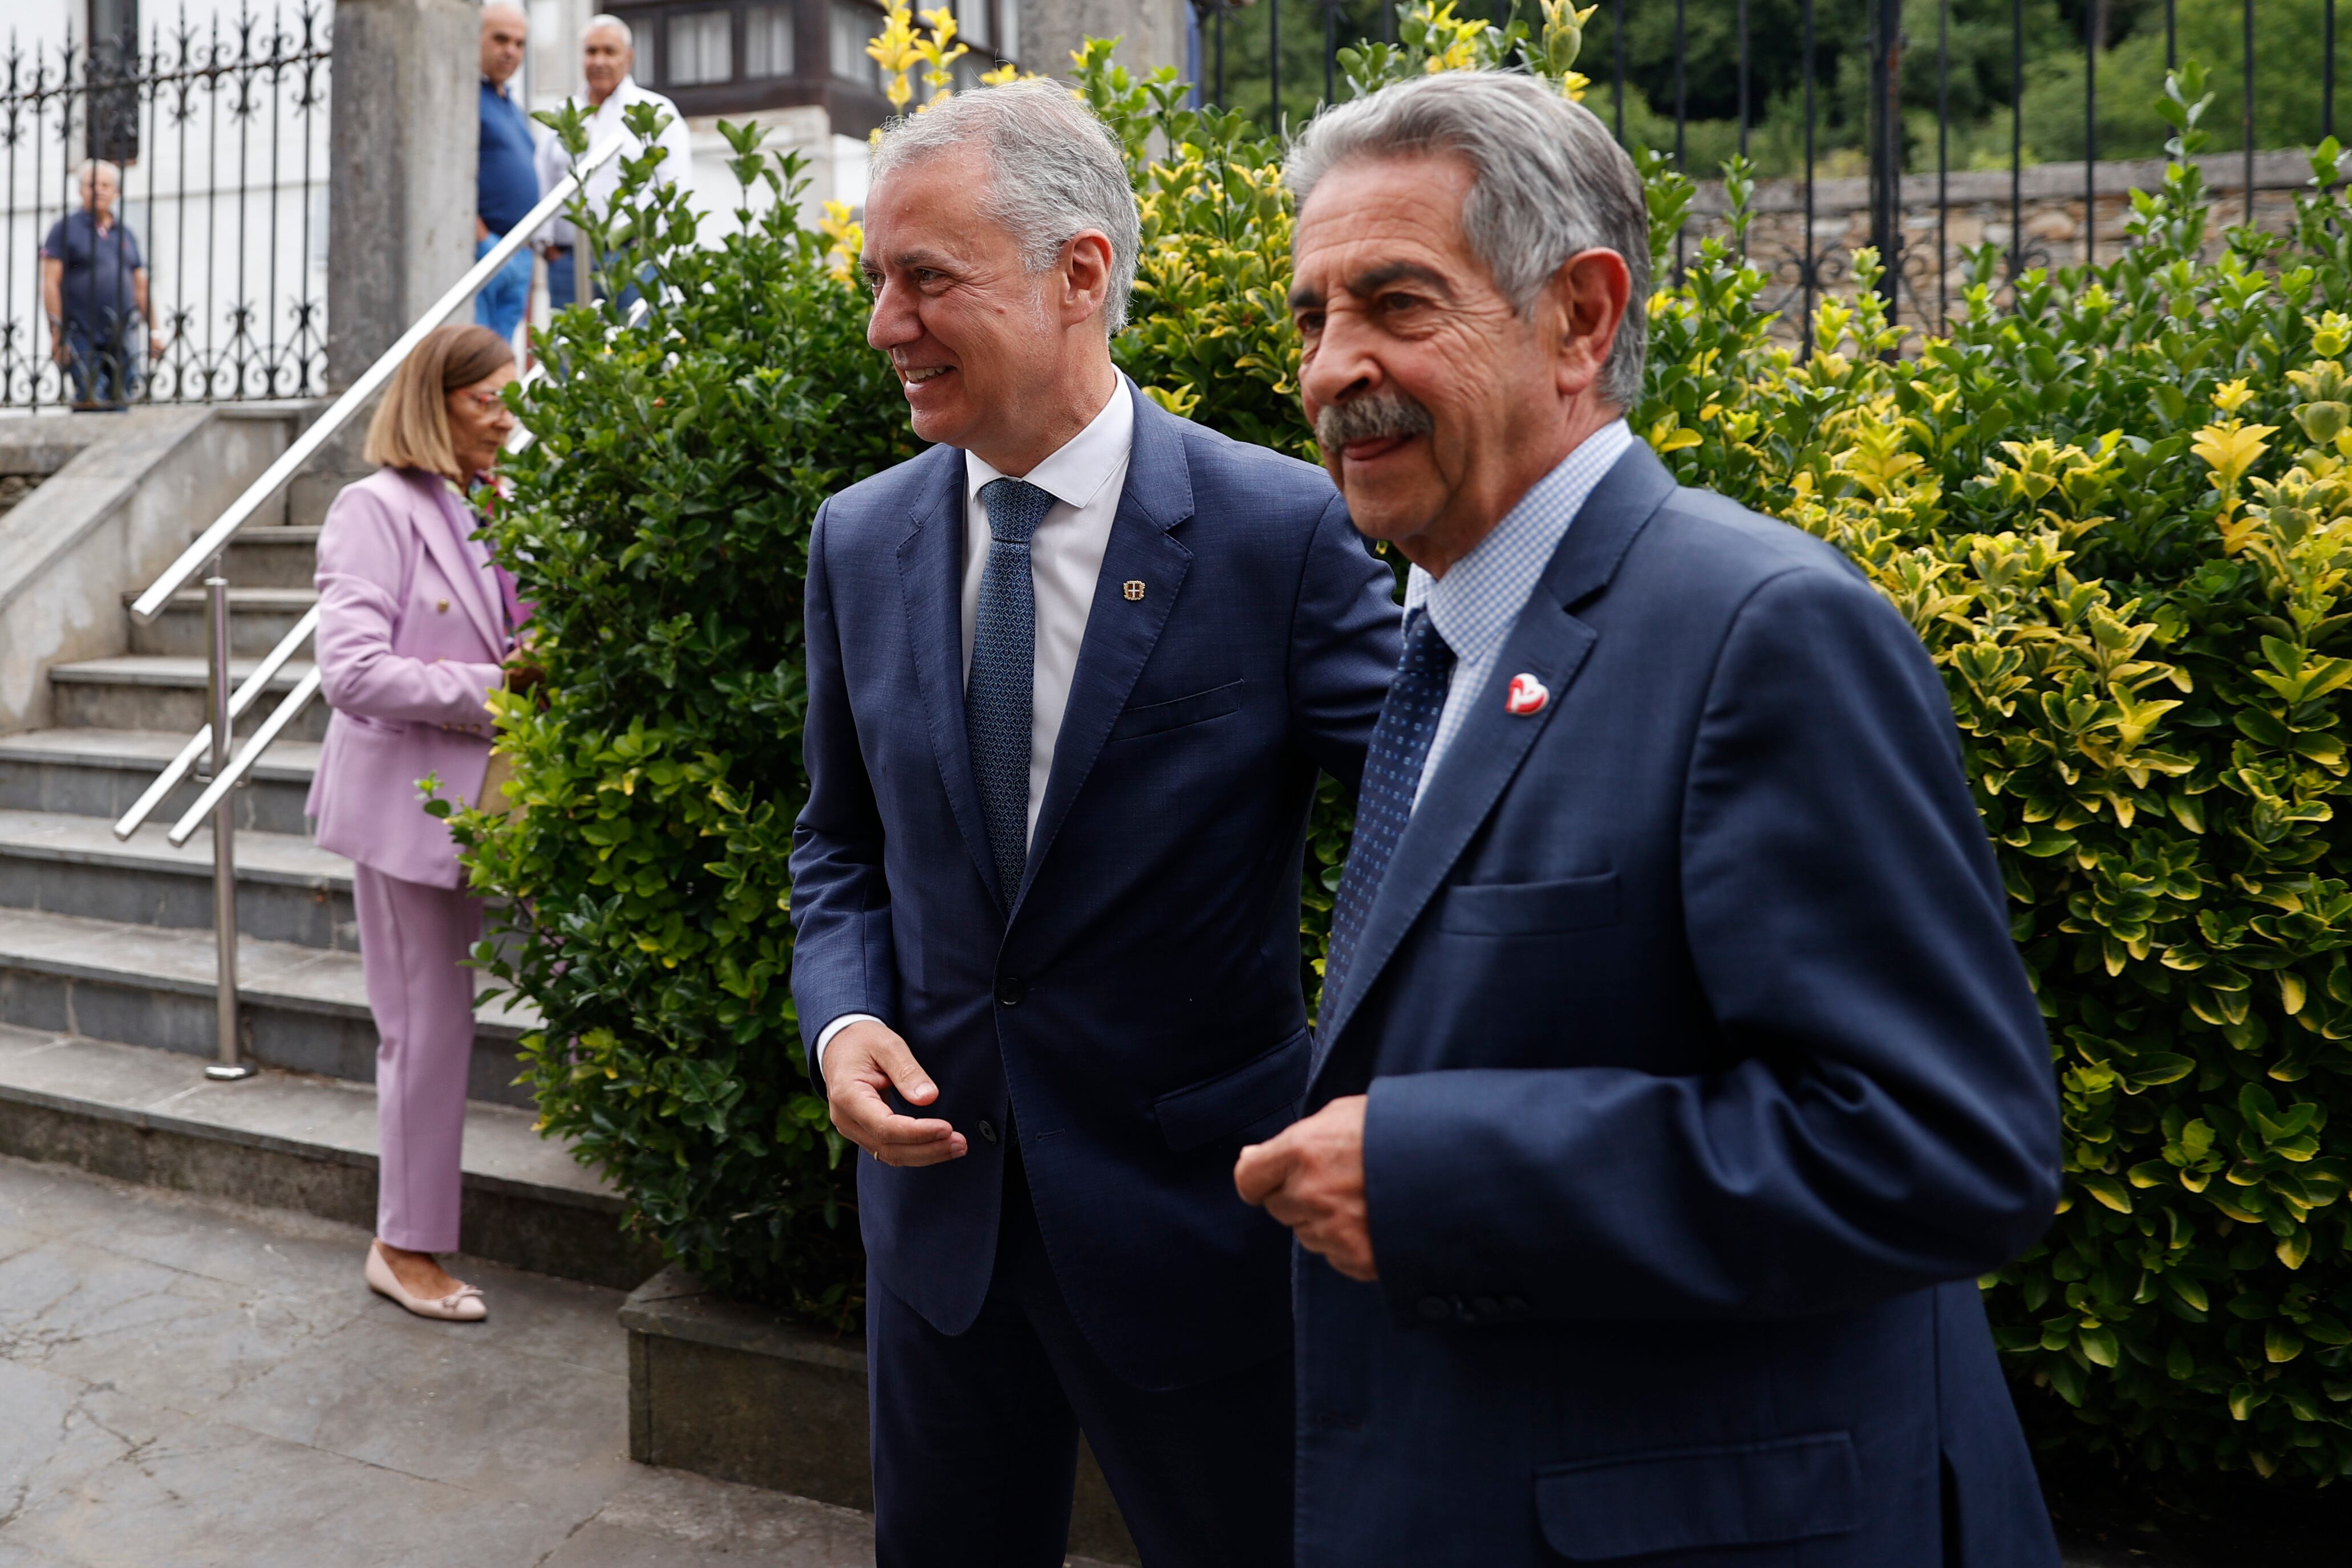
[1236,70,2061,1567]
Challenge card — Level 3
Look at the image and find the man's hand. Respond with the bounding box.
[1235,1095,1376,1281]
[825,1020,968,1167]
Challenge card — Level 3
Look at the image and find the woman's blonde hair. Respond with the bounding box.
[363,323,515,482]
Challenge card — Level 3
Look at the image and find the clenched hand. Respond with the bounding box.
[1234,1094,1377,1281]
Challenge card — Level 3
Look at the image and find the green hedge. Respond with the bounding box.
[463,19,2352,1477]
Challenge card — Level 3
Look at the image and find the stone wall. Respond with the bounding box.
[1677,148,2319,336]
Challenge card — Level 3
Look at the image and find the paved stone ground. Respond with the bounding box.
[0,1153,1112,1568]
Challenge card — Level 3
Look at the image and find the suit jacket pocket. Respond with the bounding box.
[1534,1432,1859,1561]
[1108,679,1244,743]
[1153,1025,1310,1151]
[1438,872,1618,936]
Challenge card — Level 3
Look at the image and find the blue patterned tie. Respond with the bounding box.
[968,477,1055,905]
[1324,608,1455,1010]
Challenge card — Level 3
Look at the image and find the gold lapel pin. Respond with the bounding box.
[1123,580,1146,602]
[436,598,451,613]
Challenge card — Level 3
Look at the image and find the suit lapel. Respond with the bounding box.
[412,474,506,655]
[893,447,1006,911]
[1311,441,1679,1077]
[1015,388,1194,915]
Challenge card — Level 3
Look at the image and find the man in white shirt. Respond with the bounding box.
[788,79,1396,1568]
[534,13,695,310]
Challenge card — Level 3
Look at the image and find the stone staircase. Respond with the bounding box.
[0,486,655,1289]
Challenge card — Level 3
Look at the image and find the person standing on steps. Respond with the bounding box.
[40,159,163,410]
[310,324,534,1324]
[533,13,692,312]
[790,79,1396,1568]
[475,3,540,349]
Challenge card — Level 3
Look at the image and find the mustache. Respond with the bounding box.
[1314,391,1434,451]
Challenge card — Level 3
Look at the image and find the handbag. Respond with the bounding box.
[474,744,520,818]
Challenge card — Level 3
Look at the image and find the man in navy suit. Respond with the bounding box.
[1235,71,2066,1566]
[788,80,1396,1567]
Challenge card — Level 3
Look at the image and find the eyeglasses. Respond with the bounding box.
[455,388,511,412]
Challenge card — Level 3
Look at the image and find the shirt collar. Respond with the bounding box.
[589,79,641,116]
[1404,418,1634,665]
[964,377,1136,515]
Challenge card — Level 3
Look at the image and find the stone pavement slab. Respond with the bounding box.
[0,1153,1112,1567]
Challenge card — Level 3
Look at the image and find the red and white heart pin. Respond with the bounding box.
[1505,673,1550,716]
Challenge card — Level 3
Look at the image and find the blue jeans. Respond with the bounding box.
[473,233,535,341]
[544,245,644,314]
[59,322,137,409]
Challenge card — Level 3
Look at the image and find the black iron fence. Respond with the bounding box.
[1194,0,2346,338]
[2,6,330,411]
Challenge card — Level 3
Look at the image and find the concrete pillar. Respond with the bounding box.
[1019,0,1193,82]
[327,0,479,392]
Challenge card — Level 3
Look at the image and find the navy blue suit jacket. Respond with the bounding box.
[1297,442,2063,1566]
[790,385,1397,1391]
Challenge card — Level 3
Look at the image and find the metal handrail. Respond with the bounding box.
[111,605,318,842]
[128,132,628,625]
[168,665,326,847]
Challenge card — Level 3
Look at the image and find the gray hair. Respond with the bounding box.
[868,79,1142,335]
[1286,71,1649,407]
[582,13,632,47]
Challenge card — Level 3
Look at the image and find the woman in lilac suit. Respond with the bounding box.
[310,324,528,1322]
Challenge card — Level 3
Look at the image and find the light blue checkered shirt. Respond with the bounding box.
[1405,419,1633,809]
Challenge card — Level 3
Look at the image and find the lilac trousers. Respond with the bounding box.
[351,863,481,1253]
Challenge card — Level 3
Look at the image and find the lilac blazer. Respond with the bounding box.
[306,466,509,889]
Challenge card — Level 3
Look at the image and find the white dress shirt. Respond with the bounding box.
[816,378,1136,1067]
[532,76,697,250]
[1404,418,1632,808]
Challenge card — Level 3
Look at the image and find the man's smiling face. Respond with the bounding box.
[1290,152,1564,565]
[861,145,1057,455]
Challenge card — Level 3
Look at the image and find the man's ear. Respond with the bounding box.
[1546,247,1632,401]
[1061,230,1116,327]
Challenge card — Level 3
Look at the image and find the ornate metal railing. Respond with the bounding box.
[1,5,330,409]
[1194,0,2341,343]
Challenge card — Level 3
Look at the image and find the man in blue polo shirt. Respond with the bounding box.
[476,2,540,344]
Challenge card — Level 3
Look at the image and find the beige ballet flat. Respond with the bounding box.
[366,1242,488,1322]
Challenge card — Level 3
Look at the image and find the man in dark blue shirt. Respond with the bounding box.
[476,2,540,344]
[40,159,159,410]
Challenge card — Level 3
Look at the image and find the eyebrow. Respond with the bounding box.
[873,247,962,275]
[1288,260,1453,312]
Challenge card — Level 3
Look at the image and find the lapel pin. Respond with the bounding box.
[1505,673,1550,716]
[436,598,450,614]
[1123,580,1146,602]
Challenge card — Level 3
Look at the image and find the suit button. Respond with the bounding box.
[978,1119,999,1144]
[1417,1296,1450,1323]
[1471,1296,1499,1319]
[996,975,1025,1006]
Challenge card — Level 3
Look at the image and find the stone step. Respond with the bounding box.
[128,585,319,658]
[0,1022,659,1289]
[48,655,329,742]
[0,905,538,1109]
[0,808,355,950]
[221,523,322,588]
[0,727,318,836]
